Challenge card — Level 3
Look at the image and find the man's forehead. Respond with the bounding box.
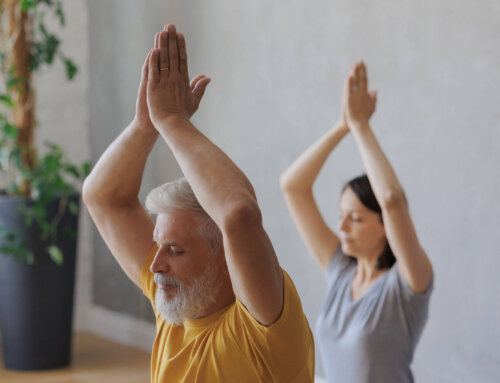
[154,211,200,241]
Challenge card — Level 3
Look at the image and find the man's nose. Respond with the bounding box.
[150,249,169,274]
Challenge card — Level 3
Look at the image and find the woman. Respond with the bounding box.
[280,62,433,383]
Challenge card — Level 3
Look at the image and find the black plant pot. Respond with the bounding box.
[0,194,79,370]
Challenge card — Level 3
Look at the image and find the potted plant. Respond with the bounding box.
[0,0,90,370]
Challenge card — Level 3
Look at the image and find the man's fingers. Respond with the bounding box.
[154,32,160,50]
[159,31,169,74]
[193,77,211,102]
[178,33,189,82]
[149,49,160,85]
[190,74,206,90]
[167,24,179,75]
[141,50,152,82]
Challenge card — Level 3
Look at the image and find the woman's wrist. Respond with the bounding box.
[349,121,371,133]
[333,120,349,135]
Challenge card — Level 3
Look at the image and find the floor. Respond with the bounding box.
[0,333,150,383]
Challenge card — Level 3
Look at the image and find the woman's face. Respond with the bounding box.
[337,187,386,259]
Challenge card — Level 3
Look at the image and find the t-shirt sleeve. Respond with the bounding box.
[141,244,159,311]
[388,263,434,341]
[227,269,314,381]
[325,244,355,285]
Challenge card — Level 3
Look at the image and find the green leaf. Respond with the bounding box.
[47,245,63,265]
[0,94,14,108]
[68,201,79,215]
[40,221,52,240]
[64,58,77,80]
[2,122,19,138]
[81,162,92,177]
[55,1,65,26]
[63,164,80,178]
[63,227,77,242]
[7,76,22,91]
[21,0,37,12]
[26,252,35,265]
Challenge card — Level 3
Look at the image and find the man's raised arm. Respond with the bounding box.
[82,32,211,288]
[82,49,159,288]
[146,25,284,326]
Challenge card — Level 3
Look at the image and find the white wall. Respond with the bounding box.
[34,0,92,333]
[85,0,500,381]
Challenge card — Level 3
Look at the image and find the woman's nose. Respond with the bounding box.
[338,218,349,232]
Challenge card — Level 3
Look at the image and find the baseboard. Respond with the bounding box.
[86,305,156,352]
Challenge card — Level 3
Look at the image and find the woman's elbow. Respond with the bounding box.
[381,189,406,210]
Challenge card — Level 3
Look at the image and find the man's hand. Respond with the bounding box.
[342,61,377,131]
[147,24,211,125]
[133,50,156,132]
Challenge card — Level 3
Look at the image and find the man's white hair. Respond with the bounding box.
[145,177,222,254]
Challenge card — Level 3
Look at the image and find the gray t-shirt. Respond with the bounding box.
[315,246,433,383]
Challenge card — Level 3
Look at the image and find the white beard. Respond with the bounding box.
[154,261,222,325]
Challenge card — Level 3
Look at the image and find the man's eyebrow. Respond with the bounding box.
[153,238,180,247]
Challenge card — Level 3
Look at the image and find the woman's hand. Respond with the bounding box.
[147,24,210,126]
[342,61,377,131]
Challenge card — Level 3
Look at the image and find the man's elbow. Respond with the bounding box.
[81,177,97,207]
[222,200,263,234]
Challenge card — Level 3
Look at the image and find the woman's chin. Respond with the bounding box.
[341,243,356,257]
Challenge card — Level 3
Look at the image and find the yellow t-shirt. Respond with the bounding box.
[141,246,315,382]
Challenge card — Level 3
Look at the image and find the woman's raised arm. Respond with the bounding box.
[280,121,347,270]
[343,61,433,293]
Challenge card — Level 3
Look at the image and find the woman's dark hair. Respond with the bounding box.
[342,174,396,270]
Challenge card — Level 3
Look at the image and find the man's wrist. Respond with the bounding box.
[153,114,192,131]
[129,120,159,140]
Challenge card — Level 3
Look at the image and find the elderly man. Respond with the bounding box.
[83,24,314,382]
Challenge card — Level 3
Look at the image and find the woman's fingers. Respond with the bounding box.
[359,62,368,91]
[354,62,362,91]
[348,74,357,94]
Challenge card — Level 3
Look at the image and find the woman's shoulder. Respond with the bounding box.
[325,245,356,282]
[386,262,434,304]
